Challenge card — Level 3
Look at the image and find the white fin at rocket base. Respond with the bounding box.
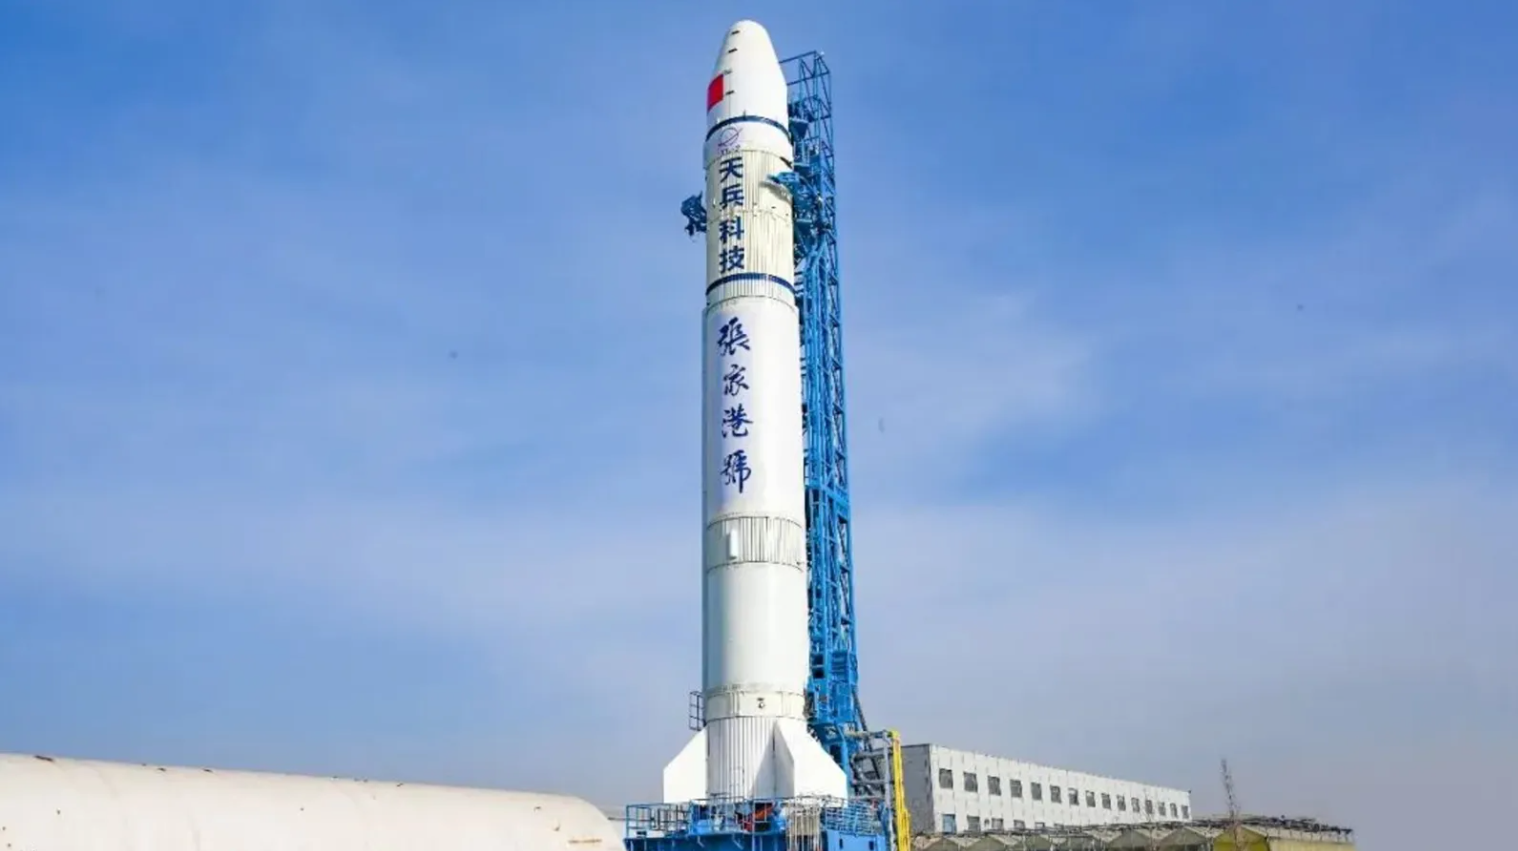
[661,721,848,802]
[774,719,850,798]
[663,728,707,803]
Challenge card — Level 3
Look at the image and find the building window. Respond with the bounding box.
[1170,803,1179,818]
[1087,791,1097,807]
[1014,820,1026,829]
[1050,786,1062,804]
[1118,796,1127,812]
[938,768,954,789]
[964,772,979,793]
[1035,822,1046,829]
[1069,787,1078,806]
[1010,779,1024,798]
[1031,782,1043,801]
[988,776,1002,796]
[1182,805,1190,819]
[1145,800,1153,816]
[990,818,1005,830]
[943,814,957,834]
[1102,793,1112,810]
[1131,797,1140,813]
[967,816,981,833]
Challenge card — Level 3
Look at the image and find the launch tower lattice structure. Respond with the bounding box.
[777,58,904,838]
[775,51,879,797]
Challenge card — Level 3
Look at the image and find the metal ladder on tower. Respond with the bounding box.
[781,51,910,851]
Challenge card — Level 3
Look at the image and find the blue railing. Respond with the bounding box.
[624,797,883,839]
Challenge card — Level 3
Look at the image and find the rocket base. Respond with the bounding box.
[634,741,881,851]
[662,718,848,803]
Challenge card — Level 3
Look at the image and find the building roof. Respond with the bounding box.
[905,743,1192,794]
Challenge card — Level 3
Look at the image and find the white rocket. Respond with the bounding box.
[662,20,849,805]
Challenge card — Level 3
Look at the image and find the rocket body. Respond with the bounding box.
[662,20,848,805]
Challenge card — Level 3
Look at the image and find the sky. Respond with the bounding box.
[1,0,1515,848]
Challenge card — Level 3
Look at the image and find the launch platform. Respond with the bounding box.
[625,797,887,851]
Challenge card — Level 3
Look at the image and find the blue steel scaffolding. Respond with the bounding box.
[625,798,885,851]
[774,51,868,787]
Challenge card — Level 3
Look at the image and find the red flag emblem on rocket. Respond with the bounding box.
[707,74,725,110]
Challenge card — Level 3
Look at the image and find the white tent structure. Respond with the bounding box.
[0,752,623,851]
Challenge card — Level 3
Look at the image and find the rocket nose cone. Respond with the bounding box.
[715,20,780,70]
[708,19,788,126]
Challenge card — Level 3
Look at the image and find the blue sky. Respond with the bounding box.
[1,0,1515,847]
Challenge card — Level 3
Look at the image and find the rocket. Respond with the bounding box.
[662,20,849,805]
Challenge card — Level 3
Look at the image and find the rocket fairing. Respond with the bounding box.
[662,20,849,804]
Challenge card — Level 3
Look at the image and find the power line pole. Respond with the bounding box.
[1221,758,1246,851]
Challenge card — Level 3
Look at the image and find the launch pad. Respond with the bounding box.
[625,798,886,851]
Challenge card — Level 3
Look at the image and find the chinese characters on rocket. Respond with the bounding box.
[715,152,756,495]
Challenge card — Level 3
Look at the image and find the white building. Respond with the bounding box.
[901,744,1193,835]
